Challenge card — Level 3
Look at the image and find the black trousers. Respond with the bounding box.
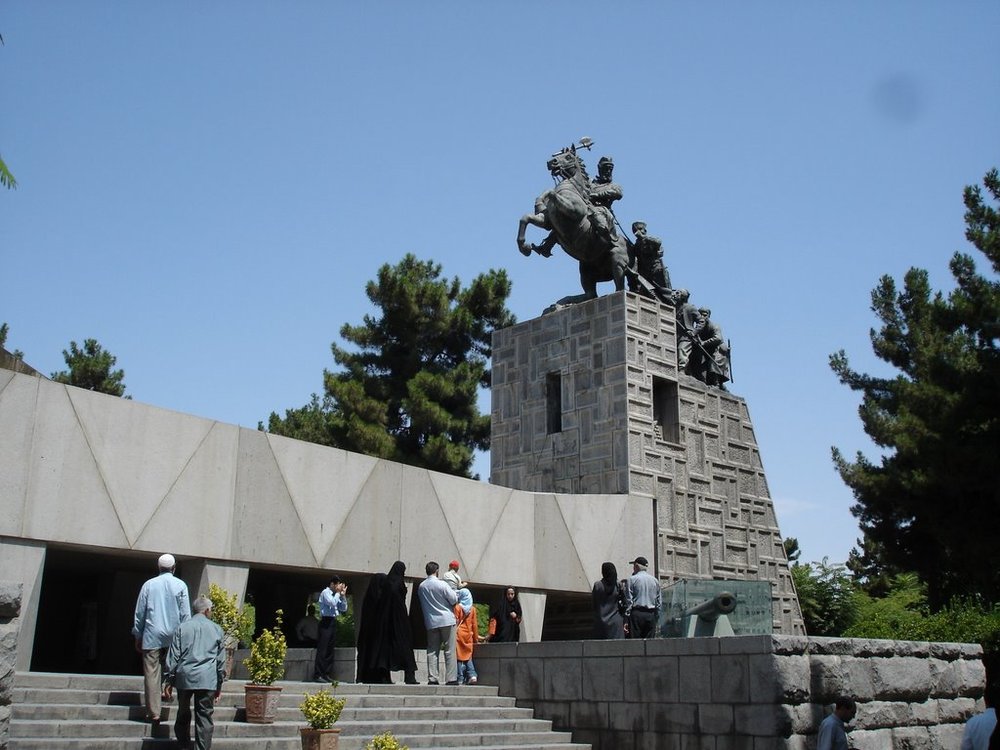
[313,616,337,679]
[629,608,657,639]
[175,689,214,750]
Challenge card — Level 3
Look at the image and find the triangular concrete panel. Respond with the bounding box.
[474,490,539,588]
[69,388,215,546]
[323,460,403,573]
[231,429,314,568]
[429,472,511,582]
[554,493,630,589]
[394,466,459,574]
[533,494,590,591]
[0,373,38,536]
[24,381,129,548]
[268,436,378,564]
[0,369,15,392]
[136,422,240,561]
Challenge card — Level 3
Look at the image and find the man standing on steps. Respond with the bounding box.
[132,553,191,723]
[166,596,226,750]
[313,575,348,682]
[417,561,459,685]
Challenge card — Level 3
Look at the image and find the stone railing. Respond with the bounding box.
[0,581,23,749]
[473,635,985,749]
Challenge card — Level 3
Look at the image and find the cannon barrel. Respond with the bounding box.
[682,592,736,622]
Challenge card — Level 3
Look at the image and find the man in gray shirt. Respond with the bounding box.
[166,596,226,750]
[417,561,459,685]
[627,555,661,639]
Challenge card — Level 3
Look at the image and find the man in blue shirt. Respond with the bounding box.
[417,561,459,685]
[962,685,998,750]
[166,596,225,750]
[132,553,191,722]
[626,555,661,639]
[312,575,348,682]
[817,696,856,750]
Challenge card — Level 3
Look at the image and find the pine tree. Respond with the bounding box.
[266,255,515,479]
[51,339,129,397]
[831,169,1000,608]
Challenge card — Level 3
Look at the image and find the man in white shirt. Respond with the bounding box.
[312,576,348,682]
[132,553,191,723]
[417,561,459,685]
[962,685,998,750]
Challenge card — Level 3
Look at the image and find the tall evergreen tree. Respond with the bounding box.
[51,338,129,397]
[266,254,515,478]
[831,169,1000,608]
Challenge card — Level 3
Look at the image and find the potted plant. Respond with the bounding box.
[206,583,254,679]
[242,608,287,724]
[364,732,409,750]
[299,686,346,750]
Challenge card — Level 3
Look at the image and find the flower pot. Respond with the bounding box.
[300,727,341,750]
[244,684,282,724]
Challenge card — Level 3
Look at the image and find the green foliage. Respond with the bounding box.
[791,558,859,637]
[0,155,14,190]
[50,338,129,397]
[265,255,515,478]
[831,168,1000,608]
[0,322,24,359]
[335,599,356,647]
[299,686,345,729]
[474,603,490,640]
[364,732,410,750]
[206,583,255,648]
[244,609,287,686]
[846,574,1000,652]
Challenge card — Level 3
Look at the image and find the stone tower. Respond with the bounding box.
[490,291,804,634]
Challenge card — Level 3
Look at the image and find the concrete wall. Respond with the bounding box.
[0,367,653,661]
[473,635,984,749]
[491,292,803,634]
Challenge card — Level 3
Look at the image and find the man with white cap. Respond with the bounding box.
[133,553,191,723]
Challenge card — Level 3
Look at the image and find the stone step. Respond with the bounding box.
[9,672,591,749]
[12,702,536,722]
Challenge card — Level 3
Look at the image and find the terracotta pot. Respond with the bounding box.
[244,684,282,724]
[300,727,341,750]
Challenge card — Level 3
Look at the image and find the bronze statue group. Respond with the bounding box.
[519,141,732,389]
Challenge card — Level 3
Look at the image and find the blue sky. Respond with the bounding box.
[3,3,998,566]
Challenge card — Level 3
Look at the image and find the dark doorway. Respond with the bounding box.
[32,547,180,675]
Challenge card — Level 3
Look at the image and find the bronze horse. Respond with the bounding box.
[517,144,632,309]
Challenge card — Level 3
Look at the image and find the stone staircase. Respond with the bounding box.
[9,672,591,749]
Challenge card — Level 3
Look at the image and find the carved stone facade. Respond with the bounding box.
[490,292,804,634]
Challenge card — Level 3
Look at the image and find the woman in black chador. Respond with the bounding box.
[355,561,417,684]
[591,562,626,639]
[489,586,523,643]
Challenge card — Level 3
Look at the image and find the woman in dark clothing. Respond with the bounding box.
[355,561,417,684]
[490,586,523,643]
[592,562,627,639]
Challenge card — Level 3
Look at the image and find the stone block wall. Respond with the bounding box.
[0,581,23,749]
[473,635,984,749]
[491,292,803,634]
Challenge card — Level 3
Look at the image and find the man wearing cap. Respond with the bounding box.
[133,553,191,722]
[627,555,661,639]
[442,560,467,591]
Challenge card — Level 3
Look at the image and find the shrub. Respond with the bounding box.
[244,609,287,685]
[299,686,346,730]
[206,583,255,648]
[364,732,409,750]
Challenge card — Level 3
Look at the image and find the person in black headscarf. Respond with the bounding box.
[592,562,627,639]
[355,561,418,684]
[489,586,523,643]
